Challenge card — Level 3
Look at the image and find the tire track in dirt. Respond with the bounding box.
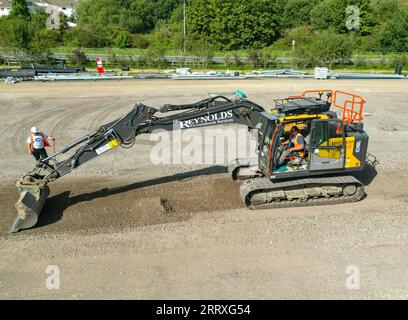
[1,99,64,155]
[49,104,104,148]
[87,100,126,130]
[48,106,92,147]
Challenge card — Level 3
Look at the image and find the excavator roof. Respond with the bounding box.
[274,97,331,116]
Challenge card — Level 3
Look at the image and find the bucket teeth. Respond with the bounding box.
[10,185,50,233]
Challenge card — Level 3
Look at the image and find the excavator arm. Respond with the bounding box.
[11,94,265,232]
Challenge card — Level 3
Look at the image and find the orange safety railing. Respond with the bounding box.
[286,90,366,124]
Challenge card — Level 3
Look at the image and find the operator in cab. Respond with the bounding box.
[278,126,305,166]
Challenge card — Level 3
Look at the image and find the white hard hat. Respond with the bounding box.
[30,127,39,133]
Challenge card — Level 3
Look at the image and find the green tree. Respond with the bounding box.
[29,28,54,63]
[259,47,274,69]
[377,9,408,52]
[0,17,31,62]
[75,0,123,26]
[130,0,180,31]
[371,0,402,23]
[132,34,150,49]
[188,0,281,50]
[146,22,184,50]
[282,0,319,29]
[246,49,260,68]
[142,47,167,67]
[296,30,353,68]
[74,0,180,34]
[232,51,242,67]
[10,0,30,19]
[192,39,214,68]
[114,31,132,48]
[0,11,53,64]
[64,23,113,47]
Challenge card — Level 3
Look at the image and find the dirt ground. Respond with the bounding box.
[0,79,407,299]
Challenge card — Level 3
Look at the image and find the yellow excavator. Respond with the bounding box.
[11,89,369,232]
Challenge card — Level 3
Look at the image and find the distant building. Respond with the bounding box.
[0,0,14,17]
[34,0,80,18]
[0,0,80,18]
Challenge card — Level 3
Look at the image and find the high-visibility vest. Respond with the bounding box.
[29,133,50,151]
[292,133,305,158]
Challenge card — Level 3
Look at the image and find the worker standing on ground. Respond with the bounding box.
[278,126,305,166]
[27,127,55,162]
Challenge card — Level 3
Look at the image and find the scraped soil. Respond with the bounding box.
[0,174,243,236]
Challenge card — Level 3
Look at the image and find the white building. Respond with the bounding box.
[0,0,79,18]
[34,0,80,18]
[0,1,13,17]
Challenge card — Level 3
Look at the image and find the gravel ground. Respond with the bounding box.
[0,79,407,299]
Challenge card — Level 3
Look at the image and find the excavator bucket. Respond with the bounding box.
[10,183,50,233]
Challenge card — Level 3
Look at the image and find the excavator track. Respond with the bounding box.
[240,175,365,210]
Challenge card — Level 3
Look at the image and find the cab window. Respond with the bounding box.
[311,120,343,147]
[262,122,275,153]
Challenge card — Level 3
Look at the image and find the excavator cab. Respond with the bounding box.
[237,90,369,210]
[256,90,368,180]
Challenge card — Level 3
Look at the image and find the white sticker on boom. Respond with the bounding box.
[95,139,120,155]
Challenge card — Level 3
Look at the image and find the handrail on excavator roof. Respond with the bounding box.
[287,90,366,124]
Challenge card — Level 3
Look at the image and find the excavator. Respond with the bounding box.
[10,89,369,233]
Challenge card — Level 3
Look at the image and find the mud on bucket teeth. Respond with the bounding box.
[10,184,50,233]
